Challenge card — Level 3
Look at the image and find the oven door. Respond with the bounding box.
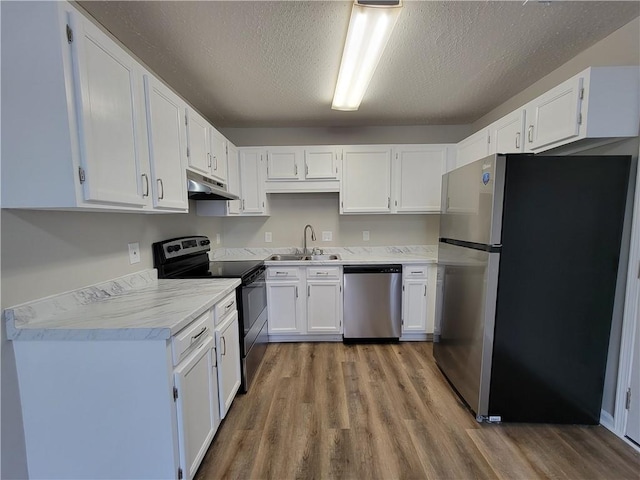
[241,268,267,354]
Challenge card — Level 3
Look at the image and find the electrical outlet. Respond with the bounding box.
[215,233,221,244]
[128,242,140,264]
[322,231,332,241]
[265,232,272,243]
[363,231,370,241]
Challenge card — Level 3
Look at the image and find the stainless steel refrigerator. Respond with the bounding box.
[433,153,631,424]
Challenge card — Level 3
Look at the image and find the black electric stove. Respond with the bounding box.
[153,236,268,393]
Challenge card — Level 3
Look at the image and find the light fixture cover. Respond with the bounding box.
[332,1,402,111]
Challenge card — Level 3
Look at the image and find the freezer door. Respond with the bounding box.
[433,241,500,417]
[440,154,505,246]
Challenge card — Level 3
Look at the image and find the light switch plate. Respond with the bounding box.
[363,231,370,241]
[322,231,332,241]
[265,232,272,243]
[128,242,140,264]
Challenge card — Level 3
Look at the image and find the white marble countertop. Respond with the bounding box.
[213,245,438,266]
[5,270,240,341]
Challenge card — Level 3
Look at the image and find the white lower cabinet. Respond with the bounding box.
[266,266,343,338]
[401,264,432,339]
[306,267,343,334]
[215,310,241,419]
[174,335,219,480]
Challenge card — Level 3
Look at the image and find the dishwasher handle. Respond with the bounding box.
[343,264,402,274]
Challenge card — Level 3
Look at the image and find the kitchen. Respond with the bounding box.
[2,1,640,479]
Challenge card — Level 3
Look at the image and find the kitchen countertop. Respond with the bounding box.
[213,245,438,266]
[5,269,240,341]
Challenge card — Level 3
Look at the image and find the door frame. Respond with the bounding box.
[613,145,640,452]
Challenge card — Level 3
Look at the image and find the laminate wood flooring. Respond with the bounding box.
[195,342,639,480]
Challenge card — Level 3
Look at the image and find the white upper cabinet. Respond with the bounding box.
[209,128,228,184]
[304,147,340,179]
[456,128,490,169]
[226,143,242,214]
[239,148,269,215]
[143,73,188,211]
[186,109,212,176]
[71,11,149,208]
[341,146,392,214]
[266,147,302,180]
[0,2,191,212]
[524,66,640,152]
[393,145,450,213]
[489,109,525,155]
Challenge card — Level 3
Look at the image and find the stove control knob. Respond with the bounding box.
[167,246,175,253]
[200,240,210,246]
[175,245,182,251]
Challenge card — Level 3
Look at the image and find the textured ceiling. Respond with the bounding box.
[78,1,639,128]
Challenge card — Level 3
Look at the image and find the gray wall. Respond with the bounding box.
[472,17,640,131]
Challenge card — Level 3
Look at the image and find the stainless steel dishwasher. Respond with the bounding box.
[343,265,402,340]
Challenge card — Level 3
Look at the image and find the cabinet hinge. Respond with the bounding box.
[626,388,632,410]
[577,113,583,125]
[402,285,405,292]
[178,467,183,480]
[66,24,73,43]
[579,87,585,100]
[173,386,179,401]
[78,167,86,184]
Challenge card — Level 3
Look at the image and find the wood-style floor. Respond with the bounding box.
[195,342,640,480]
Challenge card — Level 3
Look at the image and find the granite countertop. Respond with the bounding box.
[5,270,240,341]
[213,245,438,266]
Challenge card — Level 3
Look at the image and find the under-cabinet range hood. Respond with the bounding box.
[187,170,239,201]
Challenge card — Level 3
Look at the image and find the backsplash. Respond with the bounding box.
[211,244,438,260]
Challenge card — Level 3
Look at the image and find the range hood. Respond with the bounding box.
[187,170,239,201]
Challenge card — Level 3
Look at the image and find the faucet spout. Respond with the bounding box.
[303,224,316,255]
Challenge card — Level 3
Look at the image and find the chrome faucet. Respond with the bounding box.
[303,224,316,255]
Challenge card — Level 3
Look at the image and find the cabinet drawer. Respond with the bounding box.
[306,266,341,280]
[404,265,428,278]
[267,267,300,280]
[214,291,237,325]
[172,310,212,366]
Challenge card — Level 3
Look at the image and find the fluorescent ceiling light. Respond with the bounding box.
[332,1,402,111]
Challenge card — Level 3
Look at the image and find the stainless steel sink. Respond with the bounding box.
[305,254,341,261]
[267,254,307,261]
[266,253,341,261]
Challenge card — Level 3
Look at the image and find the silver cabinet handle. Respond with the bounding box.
[275,271,288,276]
[157,179,164,199]
[305,163,308,176]
[242,199,245,210]
[208,153,212,168]
[295,286,298,297]
[221,336,226,356]
[387,197,391,209]
[294,163,298,175]
[316,272,329,276]
[214,156,218,171]
[141,173,149,197]
[190,326,207,344]
[225,301,234,311]
[528,125,534,143]
[424,285,427,296]
[515,132,521,149]
[307,285,310,297]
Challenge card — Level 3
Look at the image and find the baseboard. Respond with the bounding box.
[399,333,434,342]
[600,409,615,431]
[268,334,343,343]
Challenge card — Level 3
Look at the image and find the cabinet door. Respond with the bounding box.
[174,336,218,480]
[226,143,242,215]
[215,312,241,419]
[394,146,446,213]
[210,128,228,184]
[403,279,428,333]
[144,74,188,210]
[186,109,211,176]
[267,147,302,180]
[239,149,267,214]
[525,76,583,151]
[71,12,147,207]
[267,282,302,333]
[304,147,339,179]
[490,109,525,155]
[307,282,342,333]
[456,129,490,168]
[341,146,392,213]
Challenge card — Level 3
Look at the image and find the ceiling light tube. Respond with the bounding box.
[332,1,402,111]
